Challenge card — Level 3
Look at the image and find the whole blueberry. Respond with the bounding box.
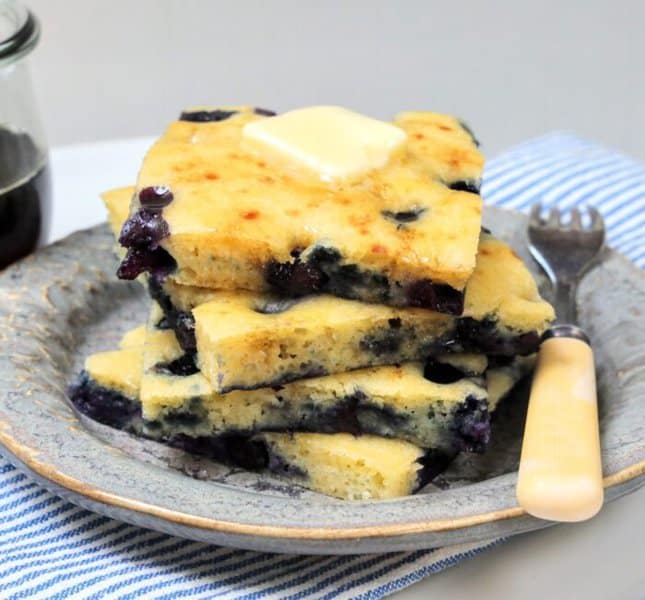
[254,107,277,117]
[117,246,176,280]
[179,109,237,123]
[448,180,481,194]
[118,210,169,249]
[423,358,465,384]
[139,186,174,211]
[382,207,427,224]
[406,280,464,314]
[266,259,327,296]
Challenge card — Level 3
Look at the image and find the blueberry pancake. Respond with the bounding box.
[115,106,484,313]
[192,293,454,392]
[256,433,442,500]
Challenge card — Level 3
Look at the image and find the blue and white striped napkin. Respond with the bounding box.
[1,133,643,599]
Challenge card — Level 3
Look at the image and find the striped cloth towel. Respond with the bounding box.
[0,133,643,599]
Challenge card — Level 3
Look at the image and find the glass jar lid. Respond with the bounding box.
[0,0,39,64]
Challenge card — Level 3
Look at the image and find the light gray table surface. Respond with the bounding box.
[47,138,644,600]
[23,0,645,163]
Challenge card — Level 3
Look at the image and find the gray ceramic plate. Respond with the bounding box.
[0,206,643,555]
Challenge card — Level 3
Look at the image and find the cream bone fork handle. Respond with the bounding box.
[517,204,605,522]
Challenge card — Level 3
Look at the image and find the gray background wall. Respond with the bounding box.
[26,0,645,160]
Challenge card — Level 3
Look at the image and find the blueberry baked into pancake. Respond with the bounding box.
[68,323,530,500]
[115,106,484,313]
[69,104,552,500]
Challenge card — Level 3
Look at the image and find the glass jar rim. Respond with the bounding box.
[0,2,39,65]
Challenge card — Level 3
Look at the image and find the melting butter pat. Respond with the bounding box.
[242,105,407,181]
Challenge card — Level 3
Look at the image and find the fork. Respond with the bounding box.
[516,204,605,522]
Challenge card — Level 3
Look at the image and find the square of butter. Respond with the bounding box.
[242,105,407,181]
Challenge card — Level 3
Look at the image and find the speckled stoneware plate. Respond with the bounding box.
[0,206,643,555]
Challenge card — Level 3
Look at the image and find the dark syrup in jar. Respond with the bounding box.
[0,127,51,269]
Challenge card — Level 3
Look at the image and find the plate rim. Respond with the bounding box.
[0,428,643,540]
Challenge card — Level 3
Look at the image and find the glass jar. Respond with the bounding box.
[0,0,50,269]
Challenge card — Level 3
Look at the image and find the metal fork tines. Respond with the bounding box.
[528,204,605,326]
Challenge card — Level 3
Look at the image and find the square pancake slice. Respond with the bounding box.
[259,433,434,500]
[115,106,484,313]
[192,292,454,392]
[141,307,492,453]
